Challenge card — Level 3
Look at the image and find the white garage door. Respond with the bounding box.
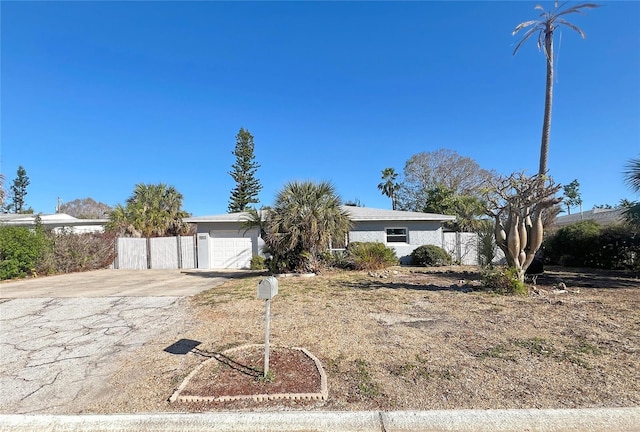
[210,231,253,269]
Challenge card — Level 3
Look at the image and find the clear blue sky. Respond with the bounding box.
[2,1,638,216]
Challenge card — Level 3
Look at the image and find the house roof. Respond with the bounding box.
[185,207,456,223]
[341,206,455,222]
[554,208,625,227]
[0,213,108,227]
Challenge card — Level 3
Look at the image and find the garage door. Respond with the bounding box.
[210,231,253,269]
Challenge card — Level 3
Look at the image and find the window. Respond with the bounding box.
[386,227,407,243]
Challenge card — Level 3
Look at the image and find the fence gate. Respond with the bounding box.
[116,236,197,269]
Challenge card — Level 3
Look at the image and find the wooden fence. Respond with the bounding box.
[115,236,197,269]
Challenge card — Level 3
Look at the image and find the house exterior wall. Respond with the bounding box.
[348,220,444,264]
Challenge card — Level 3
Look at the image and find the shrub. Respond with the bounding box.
[482,266,527,295]
[319,249,352,269]
[545,221,639,270]
[38,230,116,274]
[410,244,452,267]
[250,255,266,270]
[545,221,600,267]
[0,225,50,280]
[346,242,398,270]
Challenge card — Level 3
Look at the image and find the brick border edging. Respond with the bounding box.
[169,344,328,403]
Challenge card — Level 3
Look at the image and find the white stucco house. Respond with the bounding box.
[185,206,456,269]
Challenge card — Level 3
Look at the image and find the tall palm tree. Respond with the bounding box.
[377,167,400,210]
[513,1,598,176]
[265,181,352,272]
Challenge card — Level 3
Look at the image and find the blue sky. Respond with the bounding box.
[2,1,638,216]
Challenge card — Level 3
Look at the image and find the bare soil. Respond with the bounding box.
[90,266,640,413]
[179,345,321,398]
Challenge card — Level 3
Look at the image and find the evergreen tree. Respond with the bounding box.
[6,166,30,213]
[228,128,262,212]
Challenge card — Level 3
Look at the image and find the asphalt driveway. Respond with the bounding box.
[0,269,236,414]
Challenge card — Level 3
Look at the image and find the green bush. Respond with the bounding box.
[545,221,600,267]
[250,255,266,270]
[481,266,527,295]
[346,242,398,270]
[0,225,50,280]
[410,244,453,267]
[545,221,639,270]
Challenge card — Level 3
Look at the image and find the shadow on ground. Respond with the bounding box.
[180,270,268,280]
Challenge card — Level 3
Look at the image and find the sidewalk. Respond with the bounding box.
[1,408,639,432]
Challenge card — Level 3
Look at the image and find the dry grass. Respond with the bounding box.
[92,266,639,413]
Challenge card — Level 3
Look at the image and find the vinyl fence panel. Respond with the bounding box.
[149,237,179,269]
[116,238,148,270]
[443,232,479,266]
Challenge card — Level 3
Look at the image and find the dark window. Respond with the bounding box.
[386,228,407,243]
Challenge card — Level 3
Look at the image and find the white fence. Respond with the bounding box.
[443,232,479,265]
[115,236,197,270]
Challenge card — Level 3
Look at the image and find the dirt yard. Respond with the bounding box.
[90,266,639,413]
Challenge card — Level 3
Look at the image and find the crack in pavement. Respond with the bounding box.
[0,296,189,414]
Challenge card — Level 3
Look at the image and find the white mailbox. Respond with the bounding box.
[257,276,278,300]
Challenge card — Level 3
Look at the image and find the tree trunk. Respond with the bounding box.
[539,27,554,176]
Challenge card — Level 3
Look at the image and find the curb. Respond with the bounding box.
[1,408,639,432]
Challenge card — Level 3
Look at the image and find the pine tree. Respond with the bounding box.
[228,128,262,212]
[7,166,30,213]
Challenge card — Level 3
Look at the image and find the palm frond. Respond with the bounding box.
[513,26,541,55]
[624,157,640,193]
[513,20,539,35]
[556,19,587,38]
[556,3,599,18]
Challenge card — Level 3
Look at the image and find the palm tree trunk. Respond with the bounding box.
[539,27,554,176]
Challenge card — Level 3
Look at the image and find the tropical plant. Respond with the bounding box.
[346,242,398,270]
[252,181,352,273]
[228,128,262,213]
[513,1,598,175]
[105,183,190,238]
[422,185,486,232]
[623,157,640,227]
[476,219,497,267]
[483,172,562,282]
[377,168,400,210]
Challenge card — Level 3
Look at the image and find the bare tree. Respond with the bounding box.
[59,198,112,219]
[398,149,495,211]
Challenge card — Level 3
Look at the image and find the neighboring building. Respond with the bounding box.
[186,207,456,269]
[553,208,625,228]
[0,213,107,233]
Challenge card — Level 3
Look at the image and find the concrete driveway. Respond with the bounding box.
[0,269,236,414]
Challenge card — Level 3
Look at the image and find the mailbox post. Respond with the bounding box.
[257,276,278,377]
